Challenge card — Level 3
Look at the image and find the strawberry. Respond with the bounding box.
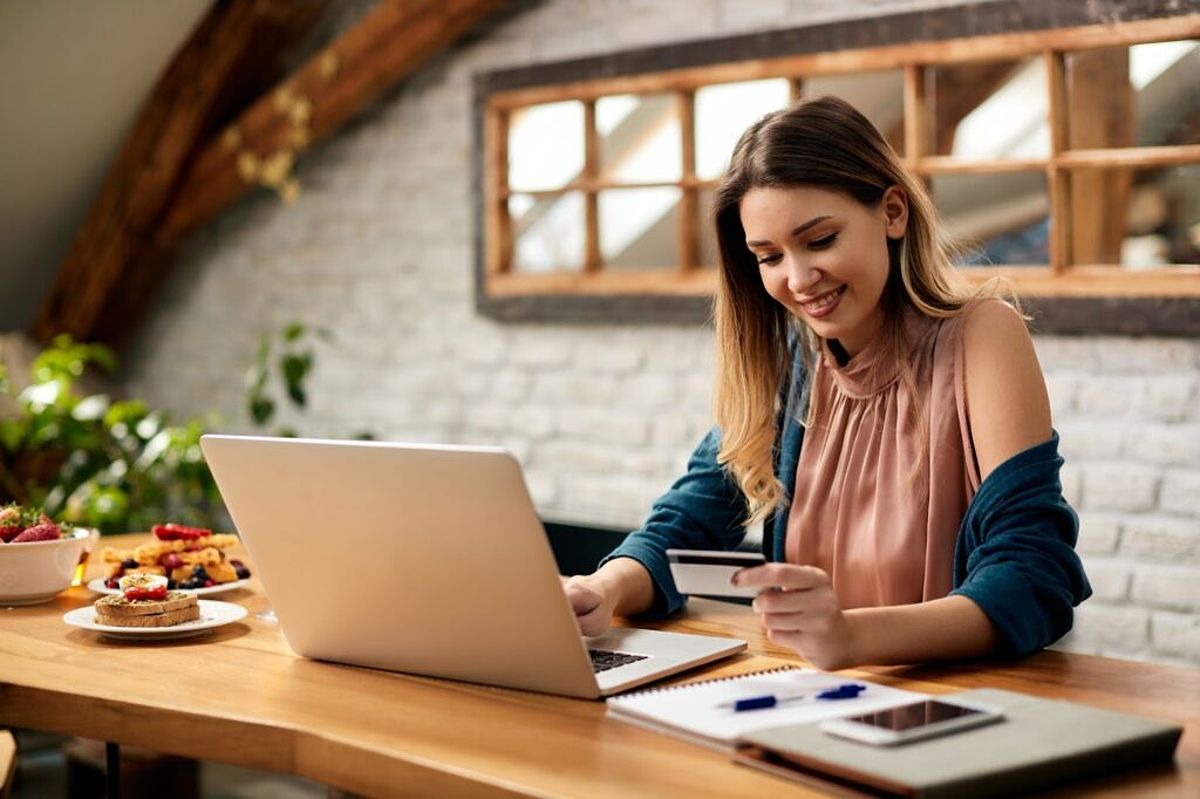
[0,505,24,542]
[153,523,211,541]
[12,522,62,543]
[123,585,168,601]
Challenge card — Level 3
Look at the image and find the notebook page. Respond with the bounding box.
[606,667,927,746]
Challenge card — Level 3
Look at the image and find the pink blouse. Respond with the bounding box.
[784,302,989,608]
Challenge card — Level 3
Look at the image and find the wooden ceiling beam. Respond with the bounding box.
[31,0,330,344]
[36,0,504,345]
[158,0,504,241]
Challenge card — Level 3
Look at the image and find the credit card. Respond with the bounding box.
[666,548,767,598]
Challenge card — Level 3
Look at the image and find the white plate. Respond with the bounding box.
[63,599,248,640]
[87,577,251,597]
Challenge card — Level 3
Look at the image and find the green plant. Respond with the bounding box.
[0,335,221,534]
[0,325,351,535]
[244,322,329,436]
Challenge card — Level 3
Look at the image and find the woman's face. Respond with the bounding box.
[740,184,907,356]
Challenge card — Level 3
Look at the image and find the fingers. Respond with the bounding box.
[732,562,829,592]
[576,604,610,637]
[562,576,611,635]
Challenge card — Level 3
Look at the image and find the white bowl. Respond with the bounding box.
[0,527,95,605]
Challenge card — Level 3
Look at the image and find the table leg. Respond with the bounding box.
[105,741,120,799]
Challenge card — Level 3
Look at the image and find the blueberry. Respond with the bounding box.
[180,579,201,589]
[192,565,209,578]
[167,579,177,590]
[234,565,250,580]
[121,558,138,569]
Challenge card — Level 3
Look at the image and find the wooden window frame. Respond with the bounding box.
[473,0,1200,333]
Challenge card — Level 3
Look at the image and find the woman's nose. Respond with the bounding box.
[786,258,820,295]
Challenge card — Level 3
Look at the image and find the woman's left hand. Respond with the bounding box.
[733,563,857,670]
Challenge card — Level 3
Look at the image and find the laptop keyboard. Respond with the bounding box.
[588,648,649,673]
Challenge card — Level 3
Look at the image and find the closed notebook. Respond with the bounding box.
[735,687,1183,798]
[605,666,927,751]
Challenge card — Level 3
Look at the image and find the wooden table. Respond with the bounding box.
[1,534,1197,798]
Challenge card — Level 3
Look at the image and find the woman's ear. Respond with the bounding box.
[882,185,909,239]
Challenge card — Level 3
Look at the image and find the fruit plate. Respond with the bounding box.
[87,577,251,597]
[63,599,248,640]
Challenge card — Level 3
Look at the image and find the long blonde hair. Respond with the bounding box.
[712,95,999,526]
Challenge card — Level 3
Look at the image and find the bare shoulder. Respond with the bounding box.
[960,298,1052,480]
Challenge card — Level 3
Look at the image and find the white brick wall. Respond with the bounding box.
[120,0,1199,665]
[1041,336,1200,666]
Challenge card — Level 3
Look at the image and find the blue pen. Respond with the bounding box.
[721,683,866,712]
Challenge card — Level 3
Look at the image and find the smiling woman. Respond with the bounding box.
[562,95,1090,671]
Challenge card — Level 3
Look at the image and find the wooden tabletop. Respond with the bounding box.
[1,534,1196,798]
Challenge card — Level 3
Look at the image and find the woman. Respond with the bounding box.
[563,95,1090,669]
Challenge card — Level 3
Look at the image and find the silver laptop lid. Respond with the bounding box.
[200,434,604,698]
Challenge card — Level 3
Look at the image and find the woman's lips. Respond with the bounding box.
[799,285,846,318]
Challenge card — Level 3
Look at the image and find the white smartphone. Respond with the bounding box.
[666,549,766,598]
[819,698,1004,746]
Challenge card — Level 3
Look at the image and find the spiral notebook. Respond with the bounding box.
[605,666,927,751]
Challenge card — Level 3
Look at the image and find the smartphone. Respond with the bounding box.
[666,548,767,598]
[819,698,1004,746]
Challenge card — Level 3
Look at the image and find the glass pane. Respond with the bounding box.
[510,192,585,273]
[801,70,906,155]
[1069,164,1200,268]
[695,78,791,180]
[507,101,584,191]
[596,93,682,183]
[932,172,1049,265]
[1065,40,1200,149]
[930,56,1049,160]
[598,187,681,268]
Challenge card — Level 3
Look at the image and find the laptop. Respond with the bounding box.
[199,434,746,698]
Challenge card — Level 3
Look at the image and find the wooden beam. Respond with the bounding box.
[484,106,512,276]
[487,16,1200,110]
[31,0,329,344]
[676,89,698,272]
[1067,47,1135,265]
[158,0,504,242]
[78,0,501,344]
[1045,50,1071,274]
[583,99,601,273]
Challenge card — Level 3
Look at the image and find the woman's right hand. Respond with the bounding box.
[561,575,615,637]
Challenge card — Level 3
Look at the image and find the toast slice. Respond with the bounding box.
[94,604,201,628]
[94,591,197,618]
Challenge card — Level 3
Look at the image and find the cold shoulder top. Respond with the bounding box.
[785,302,985,608]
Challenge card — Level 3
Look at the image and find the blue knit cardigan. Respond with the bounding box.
[601,359,1092,658]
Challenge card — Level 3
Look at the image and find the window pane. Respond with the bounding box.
[1068,164,1199,268]
[695,78,791,180]
[598,187,682,268]
[510,192,585,272]
[1065,41,1200,150]
[508,101,584,191]
[596,93,682,183]
[932,172,1049,265]
[802,70,906,155]
[930,56,1049,161]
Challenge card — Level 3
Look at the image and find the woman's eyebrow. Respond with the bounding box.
[745,215,832,248]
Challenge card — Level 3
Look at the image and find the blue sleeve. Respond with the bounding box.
[950,433,1092,657]
[598,427,749,618]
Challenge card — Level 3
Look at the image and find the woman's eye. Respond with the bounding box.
[756,254,782,266]
[809,233,838,250]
